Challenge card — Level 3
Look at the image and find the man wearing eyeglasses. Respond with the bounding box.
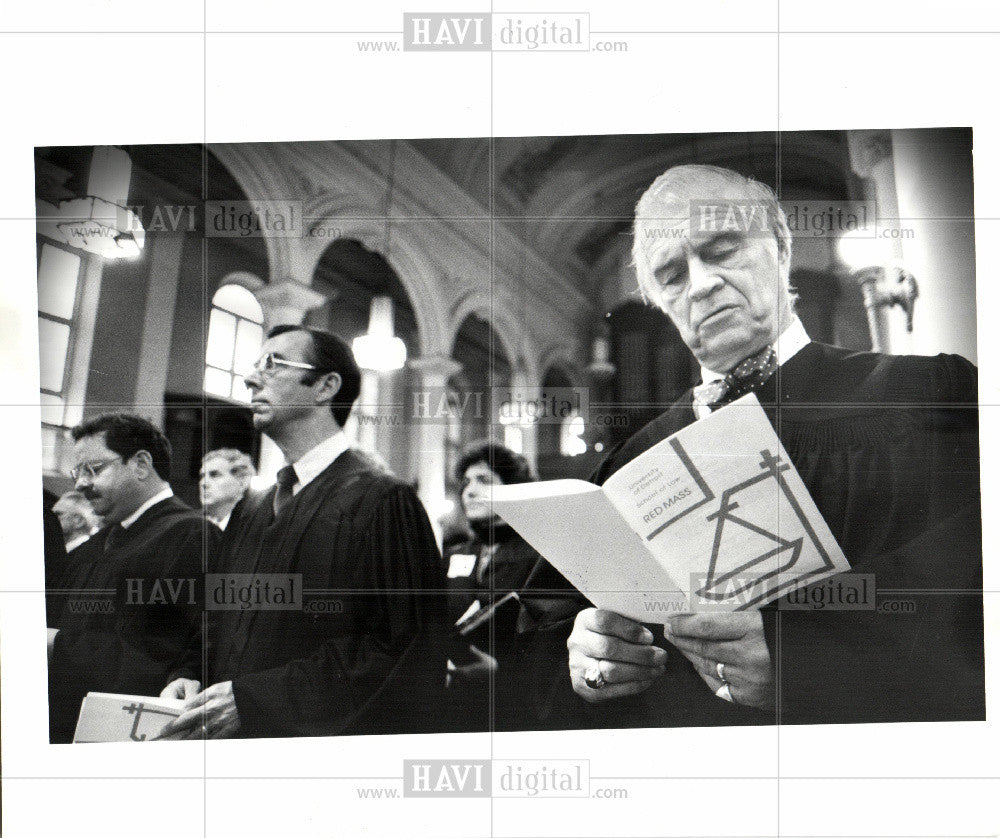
[160,325,449,739]
[47,413,217,743]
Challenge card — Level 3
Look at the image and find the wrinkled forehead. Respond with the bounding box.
[636,179,772,263]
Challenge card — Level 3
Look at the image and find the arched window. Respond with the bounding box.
[37,238,86,470]
[204,284,263,403]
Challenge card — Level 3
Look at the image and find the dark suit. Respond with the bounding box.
[209,449,450,738]
[48,496,214,743]
[526,342,984,727]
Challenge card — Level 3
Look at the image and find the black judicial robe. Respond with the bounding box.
[43,497,68,627]
[47,497,213,743]
[209,449,450,738]
[524,342,984,727]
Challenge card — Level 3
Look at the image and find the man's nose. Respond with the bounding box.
[243,368,262,390]
[687,254,724,300]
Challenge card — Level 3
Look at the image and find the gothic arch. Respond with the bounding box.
[448,289,540,387]
[299,195,451,360]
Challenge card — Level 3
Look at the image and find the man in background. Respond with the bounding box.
[52,489,101,554]
[200,448,255,530]
[48,413,216,742]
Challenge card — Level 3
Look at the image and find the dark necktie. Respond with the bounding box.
[273,465,297,516]
[692,345,778,413]
[103,523,125,555]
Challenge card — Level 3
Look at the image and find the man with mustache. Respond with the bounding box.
[538,164,982,727]
[47,413,216,742]
[161,325,449,739]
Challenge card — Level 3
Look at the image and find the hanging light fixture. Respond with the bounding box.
[44,146,145,259]
[352,295,407,372]
[352,142,406,372]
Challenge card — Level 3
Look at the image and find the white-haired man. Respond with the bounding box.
[551,164,983,726]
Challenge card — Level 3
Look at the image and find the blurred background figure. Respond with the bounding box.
[443,440,543,730]
[52,489,102,555]
[200,448,255,530]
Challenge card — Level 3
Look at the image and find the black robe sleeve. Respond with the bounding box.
[230,484,448,737]
[761,352,983,723]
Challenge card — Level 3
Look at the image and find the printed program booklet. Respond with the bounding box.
[72,692,184,743]
[491,394,849,620]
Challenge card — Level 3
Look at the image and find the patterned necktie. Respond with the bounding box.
[272,465,297,516]
[692,346,778,413]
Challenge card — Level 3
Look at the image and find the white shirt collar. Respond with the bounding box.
[287,431,350,495]
[65,533,92,553]
[699,315,810,385]
[121,487,173,529]
[207,512,230,531]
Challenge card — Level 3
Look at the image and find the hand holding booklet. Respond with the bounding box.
[491,394,849,621]
[73,692,185,743]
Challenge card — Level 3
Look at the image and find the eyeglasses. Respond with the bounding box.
[247,353,318,378]
[70,457,121,481]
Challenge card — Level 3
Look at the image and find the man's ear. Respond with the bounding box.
[314,371,343,405]
[776,233,792,270]
[131,450,154,480]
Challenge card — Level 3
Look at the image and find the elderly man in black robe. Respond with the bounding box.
[541,164,983,727]
[161,325,448,738]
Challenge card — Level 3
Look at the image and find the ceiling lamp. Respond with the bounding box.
[47,146,145,259]
[352,296,407,372]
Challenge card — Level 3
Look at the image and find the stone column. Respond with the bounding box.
[408,355,462,540]
[846,129,908,353]
[507,370,540,469]
[890,128,977,362]
[254,278,326,333]
[133,232,185,425]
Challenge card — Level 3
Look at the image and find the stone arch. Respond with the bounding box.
[538,345,585,388]
[215,270,265,296]
[208,143,301,284]
[447,289,540,387]
[299,195,451,360]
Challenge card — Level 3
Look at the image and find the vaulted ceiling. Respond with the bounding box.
[410,131,856,301]
[38,131,858,323]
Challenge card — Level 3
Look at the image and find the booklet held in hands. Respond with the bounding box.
[73,692,184,743]
[490,394,849,620]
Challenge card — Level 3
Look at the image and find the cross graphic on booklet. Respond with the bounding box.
[696,448,840,609]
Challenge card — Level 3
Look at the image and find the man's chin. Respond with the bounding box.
[695,333,769,372]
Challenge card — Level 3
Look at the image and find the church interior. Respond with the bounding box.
[34,128,977,536]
